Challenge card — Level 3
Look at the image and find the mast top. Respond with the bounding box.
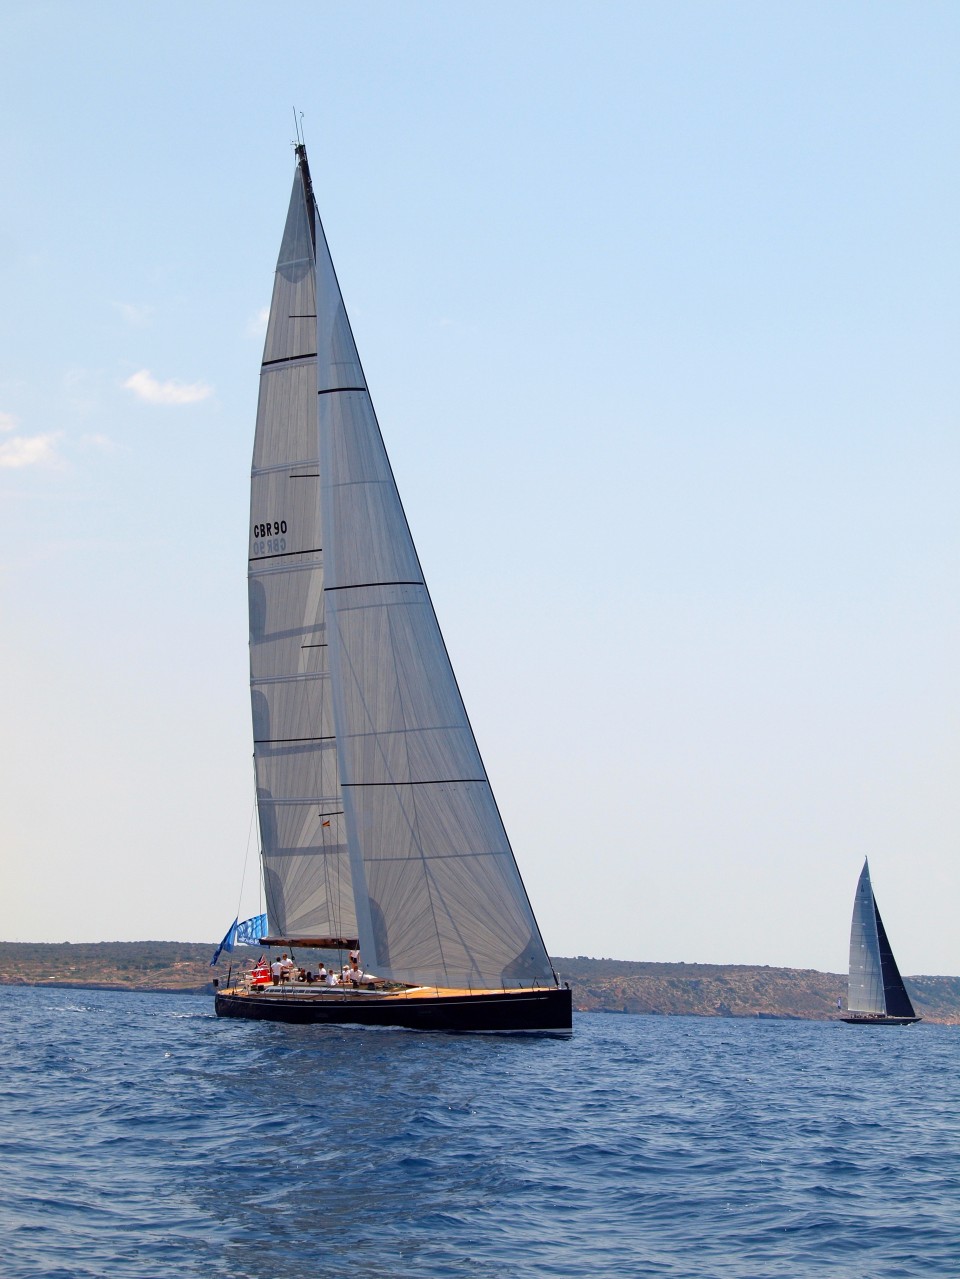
[291,108,314,210]
[293,139,316,252]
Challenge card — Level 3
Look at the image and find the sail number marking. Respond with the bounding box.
[252,519,288,556]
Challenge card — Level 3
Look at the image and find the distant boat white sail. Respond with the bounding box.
[842,858,920,1026]
[215,144,571,1034]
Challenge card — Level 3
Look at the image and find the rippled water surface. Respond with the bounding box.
[2,986,958,1277]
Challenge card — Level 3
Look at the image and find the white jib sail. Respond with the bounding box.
[312,194,554,991]
[847,858,885,1015]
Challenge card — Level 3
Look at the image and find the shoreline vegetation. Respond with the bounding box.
[3,941,959,1023]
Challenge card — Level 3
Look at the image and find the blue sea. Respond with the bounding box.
[2,987,958,1277]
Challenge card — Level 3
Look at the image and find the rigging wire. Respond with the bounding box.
[234,776,259,921]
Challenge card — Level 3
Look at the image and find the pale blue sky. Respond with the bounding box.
[2,2,957,974]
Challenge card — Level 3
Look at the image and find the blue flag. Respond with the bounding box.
[211,913,268,966]
[236,914,268,946]
[210,918,238,967]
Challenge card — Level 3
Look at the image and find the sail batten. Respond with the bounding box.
[262,354,319,368]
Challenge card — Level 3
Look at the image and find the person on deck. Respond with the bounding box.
[270,957,282,985]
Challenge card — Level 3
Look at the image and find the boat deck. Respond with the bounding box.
[840,1013,921,1026]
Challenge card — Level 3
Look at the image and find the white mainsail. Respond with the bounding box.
[251,146,555,992]
[847,858,884,1015]
[249,155,355,942]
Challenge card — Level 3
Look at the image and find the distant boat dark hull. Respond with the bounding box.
[215,985,572,1034]
[840,1013,921,1027]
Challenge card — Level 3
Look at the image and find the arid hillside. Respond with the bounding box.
[0,941,215,992]
[2,942,958,1024]
[554,956,960,1024]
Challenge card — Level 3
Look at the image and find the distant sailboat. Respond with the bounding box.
[840,858,920,1026]
[213,144,571,1034]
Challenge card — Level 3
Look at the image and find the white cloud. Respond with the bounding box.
[112,301,153,327]
[0,433,64,469]
[123,369,212,406]
[64,367,102,418]
[80,433,117,453]
[248,306,270,336]
[0,411,18,433]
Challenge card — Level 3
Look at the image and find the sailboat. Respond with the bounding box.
[840,858,920,1026]
[213,144,572,1034]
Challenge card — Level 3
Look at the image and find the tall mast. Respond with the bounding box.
[294,143,316,255]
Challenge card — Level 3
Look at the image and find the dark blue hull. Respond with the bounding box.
[215,985,572,1034]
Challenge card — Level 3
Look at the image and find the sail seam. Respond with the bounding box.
[318,386,367,396]
[251,462,318,477]
[252,674,328,685]
[363,851,513,863]
[260,797,342,805]
[254,736,336,744]
[249,548,323,562]
[325,580,424,592]
[266,847,348,856]
[261,353,317,368]
[341,779,486,787]
[333,723,466,739]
